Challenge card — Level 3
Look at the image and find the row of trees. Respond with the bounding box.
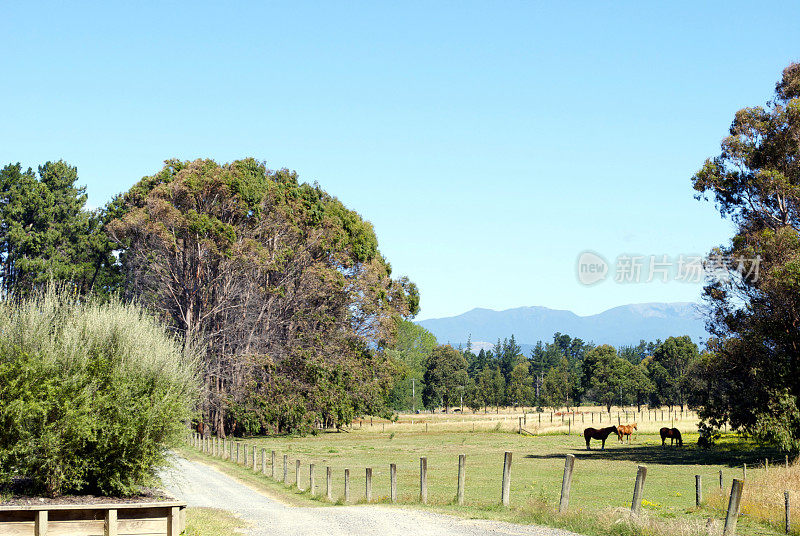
[0,158,419,436]
[388,323,703,414]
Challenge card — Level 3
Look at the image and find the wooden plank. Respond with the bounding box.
[0,517,170,536]
[0,502,185,512]
[0,521,35,536]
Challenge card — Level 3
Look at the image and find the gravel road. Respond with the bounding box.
[161,456,582,536]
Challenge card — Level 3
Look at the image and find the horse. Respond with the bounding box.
[660,427,683,447]
[616,423,638,444]
[584,426,618,450]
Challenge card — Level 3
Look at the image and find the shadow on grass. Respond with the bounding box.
[522,441,784,467]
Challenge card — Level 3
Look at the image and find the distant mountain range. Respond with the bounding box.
[416,302,709,350]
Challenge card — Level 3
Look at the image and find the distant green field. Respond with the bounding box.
[190,425,797,535]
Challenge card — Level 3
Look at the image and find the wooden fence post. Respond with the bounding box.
[105,508,118,536]
[34,511,47,536]
[785,490,790,534]
[783,490,791,534]
[236,443,240,464]
[722,479,744,536]
[631,465,647,516]
[167,506,180,536]
[420,457,428,504]
[283,455,288,484]
[243,444,248,466]
[344,468,350,503]
[229,440,233,461]
[366,468,373,502]
[390,463,397,503]
[295,460,301,488]
[252,446,257,471]
[519,417,522,434]
[743,463,747,481]
[501,451,512,507]
[326,466,332,500]
[261,448,266,475]
[559,454,575,512]
[309,463,315,495]
[719,470,723,491]
[457,454,466,506]
[695,475,702,506]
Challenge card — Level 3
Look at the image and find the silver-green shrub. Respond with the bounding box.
[0,288,198,496]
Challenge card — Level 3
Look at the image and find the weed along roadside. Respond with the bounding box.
[185,428,798,536]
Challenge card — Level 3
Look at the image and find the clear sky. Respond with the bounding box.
[2,2,799,320]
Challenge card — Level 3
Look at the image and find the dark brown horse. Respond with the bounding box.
[660,427,683,447]
[584,426,618,450]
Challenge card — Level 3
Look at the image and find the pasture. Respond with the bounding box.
[193,409,800,535]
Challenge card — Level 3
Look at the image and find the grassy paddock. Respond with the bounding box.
[184,507,247,536]
[190,419,800,536]
[354,406,700,436]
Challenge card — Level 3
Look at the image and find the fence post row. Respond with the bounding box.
[501,451,512,507]
[559,454,575,513]
[631,465,647,516]
[722,479,744,536]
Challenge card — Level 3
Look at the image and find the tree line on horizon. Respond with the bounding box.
[387,322,701,415]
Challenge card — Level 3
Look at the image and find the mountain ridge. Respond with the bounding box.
[416,302,708,349]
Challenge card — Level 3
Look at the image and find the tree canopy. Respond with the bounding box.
[692,62,800,451]
[108,158,419,434]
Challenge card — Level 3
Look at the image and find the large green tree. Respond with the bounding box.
[422,345,468,412]
[0,161,119,296]
[386,320,437,411]
[692,63,800,450]
[647,336,699,410]
[582,345,631,412]
[108,158,419,434]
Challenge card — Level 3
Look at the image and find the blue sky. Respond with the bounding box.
[2,2,799,320]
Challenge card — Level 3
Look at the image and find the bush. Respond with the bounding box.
[0,288,198,497]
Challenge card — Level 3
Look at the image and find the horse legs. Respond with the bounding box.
[601,438,606,450]
[585,437,591,450]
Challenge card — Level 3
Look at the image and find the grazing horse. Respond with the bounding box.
[660,427,683,447]
[616,423,638,443]
[584,426,618,450]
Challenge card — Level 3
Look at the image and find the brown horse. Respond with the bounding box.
[660,427,683,447]
[584,426,618,450]
[617,423,638,443]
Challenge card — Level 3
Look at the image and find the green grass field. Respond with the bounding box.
[188,411,798,536]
